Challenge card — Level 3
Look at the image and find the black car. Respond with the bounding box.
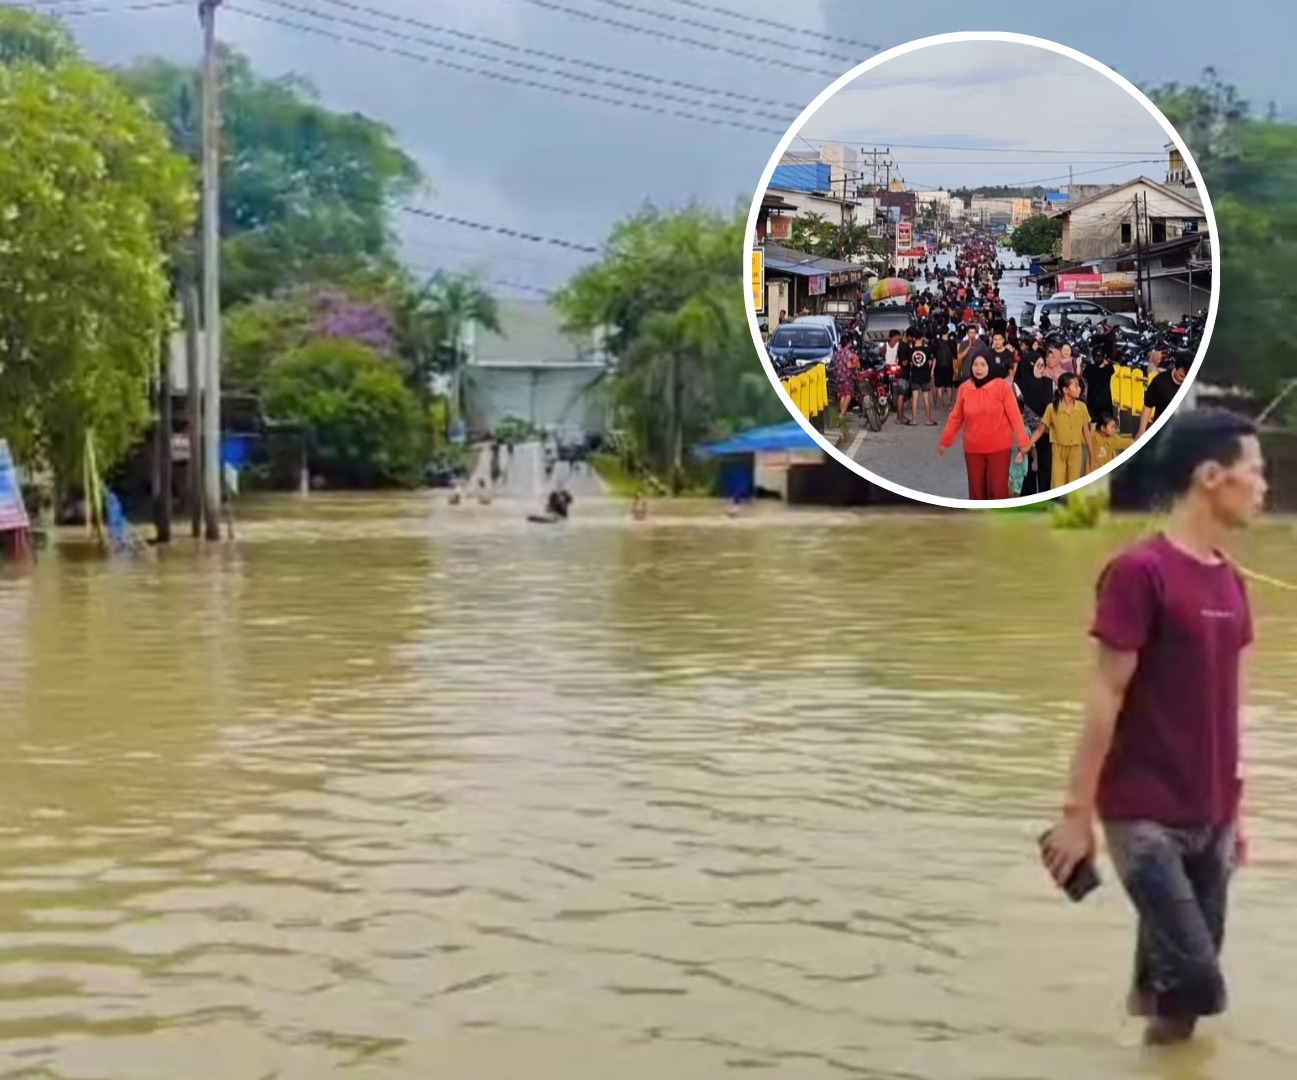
[765,325,835,368]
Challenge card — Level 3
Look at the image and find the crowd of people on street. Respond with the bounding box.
[824,236,1160,500]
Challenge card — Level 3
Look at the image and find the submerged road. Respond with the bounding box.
[472,439,606,505]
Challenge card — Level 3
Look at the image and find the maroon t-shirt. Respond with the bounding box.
[1091,535,1252,827]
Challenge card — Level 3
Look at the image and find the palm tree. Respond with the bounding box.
[420,270,503,425]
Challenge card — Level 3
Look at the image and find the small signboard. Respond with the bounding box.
[0,440,30,533]
[1057,273,1104,294]
[808,275,827,297]
[895,221,912,249]
[751,247,765,312]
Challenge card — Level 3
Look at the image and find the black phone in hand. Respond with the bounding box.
[1038,828,1101,902]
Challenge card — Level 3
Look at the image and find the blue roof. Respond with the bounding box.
[696,421,822,458]
[769,161,832,193]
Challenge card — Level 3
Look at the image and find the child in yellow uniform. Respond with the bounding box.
[1087,414,1124,475]
[1024,372,1094,488]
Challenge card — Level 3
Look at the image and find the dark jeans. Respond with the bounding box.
[1104,820,1235,1020]
[1020,433,1053,496]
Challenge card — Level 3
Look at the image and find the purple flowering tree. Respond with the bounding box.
[309,288,396,355]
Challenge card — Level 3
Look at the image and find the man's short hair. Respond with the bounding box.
[1158,409,1258,497]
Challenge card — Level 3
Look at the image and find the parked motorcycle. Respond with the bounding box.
[855,352,894,432]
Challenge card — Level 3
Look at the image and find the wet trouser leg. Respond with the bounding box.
[1104,820,1234,1021]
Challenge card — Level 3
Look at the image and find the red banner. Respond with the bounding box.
[1057,273,1103,293]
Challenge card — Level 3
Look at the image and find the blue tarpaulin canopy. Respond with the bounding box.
[696,422,821,458]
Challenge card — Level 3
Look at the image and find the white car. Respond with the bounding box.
[1021,298,1135,330]
[790,315,842,349]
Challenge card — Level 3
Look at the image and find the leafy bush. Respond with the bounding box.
[264,339,422,488]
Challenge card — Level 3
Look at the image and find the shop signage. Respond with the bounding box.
[808,275,827,296]
[751,246,765,312]
[0,440,29,532]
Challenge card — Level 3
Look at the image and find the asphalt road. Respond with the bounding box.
[845,401,969,500]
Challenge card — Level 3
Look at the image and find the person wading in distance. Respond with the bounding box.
[1041,409,1267,1046]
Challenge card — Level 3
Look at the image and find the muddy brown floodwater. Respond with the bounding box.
[1,495,1295,1079]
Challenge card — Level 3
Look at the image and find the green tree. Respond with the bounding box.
[0,36,193,484]
[118,49,422,305]
[1148,72,1297,391]
[556,204,784,491]
[1010,214,1062,257]
[783,211,882,262]
[263,339,423,487]
[417,270,503,422]
[0,8,77,66]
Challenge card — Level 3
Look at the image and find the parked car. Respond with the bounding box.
[790,314,842,349]
[1021,298,1135,329]
[764,324,836,368]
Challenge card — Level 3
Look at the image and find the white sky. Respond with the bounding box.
[798,40,1173,191]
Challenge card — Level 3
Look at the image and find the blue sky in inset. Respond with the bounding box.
[798,40,1172,191]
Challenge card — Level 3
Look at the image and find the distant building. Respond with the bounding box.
[464,300,608,434]
[1165,141,1194,188]
[778,145,858,198]
[1048,176,1209,263]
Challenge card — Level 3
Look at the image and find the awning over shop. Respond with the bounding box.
[696,421,821,458]
[763,243,870,284]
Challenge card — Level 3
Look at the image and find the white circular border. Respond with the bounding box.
[744,30,1220,509]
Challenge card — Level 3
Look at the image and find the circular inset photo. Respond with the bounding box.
[746,32,1218,507]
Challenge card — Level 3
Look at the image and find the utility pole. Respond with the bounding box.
[199,0,223,541]
[1133,193,1147,319]
[153,321,173,543]
[183,282,203,538]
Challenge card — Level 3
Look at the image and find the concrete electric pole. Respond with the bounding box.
[199,0,223,541]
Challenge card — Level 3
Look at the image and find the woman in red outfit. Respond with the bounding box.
[937,353,1031,500]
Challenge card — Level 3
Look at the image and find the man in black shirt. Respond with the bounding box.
[1136,351,1190,438]
[894,330,914,425]
[988,331,1017,381]
[909,329,935,425]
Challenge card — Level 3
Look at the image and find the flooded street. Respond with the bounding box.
[2,496,1296,1079]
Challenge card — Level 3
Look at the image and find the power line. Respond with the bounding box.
[307,0,808,113]
[15,0,189,15]
[903,160,1165,192]
[874,157,1168,166]
[251,0,792,123]
[807,138,1170,155]
[657,0,880,51]
[582,0,862,66]
[395,204,602,254]
[227,3,788,136]
[403,261,556,296]
[508,0,843,80]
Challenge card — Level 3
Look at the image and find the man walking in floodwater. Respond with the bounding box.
[1042,409,1267,1046]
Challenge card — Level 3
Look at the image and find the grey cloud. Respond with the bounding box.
[60,0,1293,292]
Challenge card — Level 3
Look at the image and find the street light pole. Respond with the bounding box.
[199,0,223,541]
